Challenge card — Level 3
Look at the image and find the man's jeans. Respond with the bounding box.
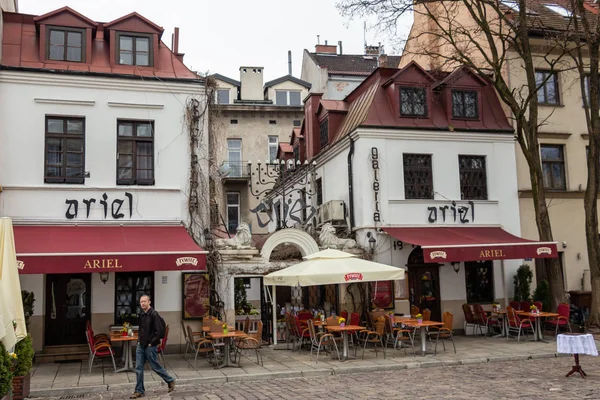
[134,344,174,395]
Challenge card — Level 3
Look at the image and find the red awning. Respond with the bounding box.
[383,227,558,263]
[14,225,207,274]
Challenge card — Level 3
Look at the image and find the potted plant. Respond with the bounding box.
[20,292,35,330]
[0,342,14,400]
[120,322,132,337]
[415,313,423,324]
[529,304,539,314]
[11,336,33,400]
[338,317,346,327]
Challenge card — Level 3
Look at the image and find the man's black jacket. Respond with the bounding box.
[138,308,161,347]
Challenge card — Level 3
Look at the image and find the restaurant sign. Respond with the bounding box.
[424,243,558,263]
[344,273,364,281]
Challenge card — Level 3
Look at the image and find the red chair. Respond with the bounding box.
[506,306,534,343]
[473,304,500,338]
[533,301,543,312]
[85,320,109,343]
[85,329,116,373]
[157,324,169,366]
[545,303,572,336]
[293,316,310,350]
[340,310,348,321]
[462,304,477,335]
[509,301,520,310]
[297,311,312,321]
[349,312,360,326]
[520,301,531,312]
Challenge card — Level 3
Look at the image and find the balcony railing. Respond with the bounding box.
[220,161,250,179]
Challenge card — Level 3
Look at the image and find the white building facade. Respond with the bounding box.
[0,7,208,355]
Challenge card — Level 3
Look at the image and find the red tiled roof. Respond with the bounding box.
[1,10,197,80]
[278,143,293,153]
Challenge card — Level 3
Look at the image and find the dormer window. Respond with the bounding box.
[400,87,427,117]
[47,27,84,62]
[452,90,478,118]
[118,34,151,66]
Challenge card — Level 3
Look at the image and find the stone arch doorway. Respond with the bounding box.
[260,228,319,261]
[406,246,442,322]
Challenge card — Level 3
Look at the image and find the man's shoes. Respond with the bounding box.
[129,393,145,399]
[168,380,176,393]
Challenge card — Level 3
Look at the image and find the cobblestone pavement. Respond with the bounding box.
[35,355,600,400]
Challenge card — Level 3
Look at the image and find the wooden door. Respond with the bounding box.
[45,274,91,346]
[407,247,442,322]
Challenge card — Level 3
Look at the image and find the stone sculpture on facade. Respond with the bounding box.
[214,222,253,249]
[318,223,357,249]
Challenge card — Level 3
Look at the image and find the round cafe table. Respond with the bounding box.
[557,333,598,378]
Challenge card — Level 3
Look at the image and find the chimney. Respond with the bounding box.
[288,50,292,75]
[378,54,388,68]
[315,41,337,55]
[338,41,343,55]
[239,66,264,101]
[173,27,180,54]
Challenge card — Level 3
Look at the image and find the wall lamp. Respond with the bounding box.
[99,272,109,284]
[204,228,213,249]
[451,262,460,274]
[366,232,377,252]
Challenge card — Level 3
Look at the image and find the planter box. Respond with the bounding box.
[12,373,30,400]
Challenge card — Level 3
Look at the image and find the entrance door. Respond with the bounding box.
[45,274,91,346]
[407,247,442,322]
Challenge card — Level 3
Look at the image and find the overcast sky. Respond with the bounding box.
[19,0,413,82]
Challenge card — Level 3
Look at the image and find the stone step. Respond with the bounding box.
[42,344,88,354]
[35,352,88,363]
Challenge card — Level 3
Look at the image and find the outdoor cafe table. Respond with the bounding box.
[403,320,444,356]
[516,311,559,343]
[325,325,365,361]
[110,333,138,373]
[207,331,247,368]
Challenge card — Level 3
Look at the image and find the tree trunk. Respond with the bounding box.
[526,142,566,310]
[589,275,600,328]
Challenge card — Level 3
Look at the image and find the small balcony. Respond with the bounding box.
[220,161,251,182]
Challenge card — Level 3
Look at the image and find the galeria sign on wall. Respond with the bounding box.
[65,192,133,219]
[371,147,381,223]
[427,200,475,224]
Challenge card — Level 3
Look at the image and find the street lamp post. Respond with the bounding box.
[247,159,317,230]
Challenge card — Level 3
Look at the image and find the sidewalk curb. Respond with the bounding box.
[29,351,565,398]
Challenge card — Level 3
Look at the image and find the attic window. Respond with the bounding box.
[47,27,84,62]
[118,33,151,66]
[452,90,478,119]
[319,118,329,148]
[400,87,427,117]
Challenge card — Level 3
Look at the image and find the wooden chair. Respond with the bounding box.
[429,312,456,355]
[307,319,340,363]
[187,325,216,368]
[180,320,202,360]
[422,308,431,321]
[385,315,414,355]
[358,320,386,359]
[410,305,420,317]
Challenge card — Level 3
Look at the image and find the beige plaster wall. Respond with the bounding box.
[265,81,309,105]
[214,109,303,234]
[27,315,44,352]
[301,50,328,95]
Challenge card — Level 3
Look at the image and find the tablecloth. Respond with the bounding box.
[557,334,598,356]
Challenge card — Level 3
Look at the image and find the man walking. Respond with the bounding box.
[130,295,175,398]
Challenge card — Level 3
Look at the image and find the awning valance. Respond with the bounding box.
[383,226,558,263]
[14,225,207,274]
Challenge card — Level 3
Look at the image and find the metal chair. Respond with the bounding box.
[85,329,116,374]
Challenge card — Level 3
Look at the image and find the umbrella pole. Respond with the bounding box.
[272,285,278,345]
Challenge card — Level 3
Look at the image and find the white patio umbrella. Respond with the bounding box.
[0,217,27,349]
[263,248,405,344]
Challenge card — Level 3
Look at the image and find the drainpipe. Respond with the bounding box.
[347,138,355,230]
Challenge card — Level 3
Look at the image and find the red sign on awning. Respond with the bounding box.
[384,227,558,263]
[14,225,207,274]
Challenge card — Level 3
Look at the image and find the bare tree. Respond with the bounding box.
[337,0,569,309]
[560,0,600,328]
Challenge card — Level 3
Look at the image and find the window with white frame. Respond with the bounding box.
[275,90,302,106]
[226,192,240,233]
[217,89,230,104]
[268,136,278,163]
[227,139,242,177]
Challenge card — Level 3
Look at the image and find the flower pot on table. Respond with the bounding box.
[339,322,345,328]
[417,319,423,324]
